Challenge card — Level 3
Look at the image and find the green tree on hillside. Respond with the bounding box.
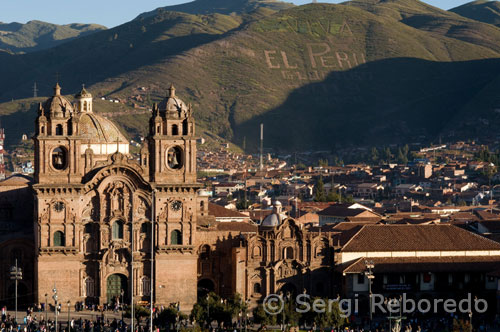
[314,177,326,202]
[370,147,379,164]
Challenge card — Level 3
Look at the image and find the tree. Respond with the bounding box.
[253,304,276,326]
[155,305,187,329]
[383,147,393,163]
[314,177,326,202]
[397,148,408,165]
[191,292,244,328]
[318,159,329,167]
[300,298,346,330]
[236,198,250,210]
[370,147,379,164]
[403,144,409,158]
[343,195,355,204]
[326,190,341,203]
[125,305,150,321]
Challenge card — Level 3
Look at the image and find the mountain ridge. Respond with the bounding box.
[134,0,294,20]
[0,20,107,54]
[1,0,500,151]
[450,0,500,27]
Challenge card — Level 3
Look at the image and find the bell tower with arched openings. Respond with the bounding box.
[147,83,200,308]
[34,83,81,184]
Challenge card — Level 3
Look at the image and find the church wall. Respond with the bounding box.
[36,256,80,304]
[155,253,197,311]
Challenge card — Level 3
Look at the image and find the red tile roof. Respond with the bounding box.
[208,203,249,218]
[338,256,500,274]
[216,222,258,232]
[341,224,500,252]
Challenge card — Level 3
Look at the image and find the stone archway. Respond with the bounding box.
[106,274,128,305]
[197,279,215,299]
[280,282,297,296]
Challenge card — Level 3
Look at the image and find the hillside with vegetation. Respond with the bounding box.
[135,0,293,19]
[1,0,500,151]
[450,0,500,27]
[0,20,106,54]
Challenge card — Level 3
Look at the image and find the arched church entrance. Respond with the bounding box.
[197,279,215,299]
[106,274,128,305]
[280,282,297,296]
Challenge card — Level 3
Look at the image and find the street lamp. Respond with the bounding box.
[150,189,156,332]
[9,259,22,324]
[67,301,71,332]
[469,311,473,332]
[53,285,58,332]
[206,294,210,328]
[121,289,125,321]
[365,260,375,331]
[45,293,48,323]
[245,299,250,332]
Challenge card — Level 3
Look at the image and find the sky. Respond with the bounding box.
[0,0,474,28]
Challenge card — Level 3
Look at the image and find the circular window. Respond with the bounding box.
[166,146,183,170]
[51,147,67,170]
[53,202,65,212]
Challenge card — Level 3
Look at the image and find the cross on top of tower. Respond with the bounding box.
[168,84,176,98]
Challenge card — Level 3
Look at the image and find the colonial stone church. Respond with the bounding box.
[0,83,335,311]
[33,83,200,308]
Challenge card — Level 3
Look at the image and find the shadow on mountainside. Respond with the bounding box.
[235,57,500,152]
[0,13,243,101]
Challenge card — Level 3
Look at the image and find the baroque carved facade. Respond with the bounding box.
[34,84,200,308]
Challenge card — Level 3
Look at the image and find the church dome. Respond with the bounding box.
[78,113,128,144]
[260,201,285,227]
[75,86,92,99]
[43,83,74,116]
[158,84,189,115]
[261,213,281,227]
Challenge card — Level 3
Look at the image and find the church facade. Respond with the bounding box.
[33,83,200,308]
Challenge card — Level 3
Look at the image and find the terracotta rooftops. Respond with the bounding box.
[208,203,249,218]
[216,222,258,232]
[341,224,500,252]
[338,256,500,274]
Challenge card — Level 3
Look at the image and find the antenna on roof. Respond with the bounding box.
[260,123,264,171]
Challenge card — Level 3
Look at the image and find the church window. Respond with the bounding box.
[183,120,188,135]
[284,247,294,260]
[112,220,124,239]
[172,125,179,136]
[55,124,63,136]
[166,146,183,170]
[85,223,93,234]
[141,223,150,233]
[253,283,261,294]
[53,231,65,247]
[252,246,261,258]
[141,277,151,296]
[41,126,45,134]
[171,230,182,245]
[51,147,67,170]
[84,101,88,112]
[200,245,210,260]
[85,277,95,297]
[200,201,205,212]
